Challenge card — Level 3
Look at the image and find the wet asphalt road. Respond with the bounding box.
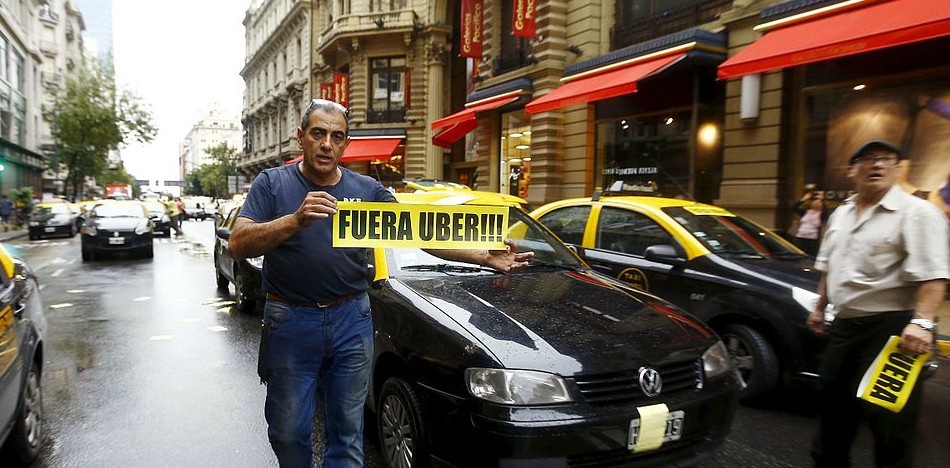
[6,219,950,467]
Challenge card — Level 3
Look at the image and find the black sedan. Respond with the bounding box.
[80,201,154,261]
[28,202,77,240]
[0,243,47,463]
[142,200,173,237]
[213,200,262,313]
[366,191,740,467]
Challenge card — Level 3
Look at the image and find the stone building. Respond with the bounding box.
[179,103,242,180]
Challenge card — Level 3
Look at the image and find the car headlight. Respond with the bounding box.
[246,256,264,270]
[703,341,734,379]
[81,225,97,236]
[466,368,573,405]
[792,286,835,322]
[134,223,151,235]
[29,221,39,227]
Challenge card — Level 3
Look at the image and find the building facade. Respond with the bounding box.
[179,103,242,180]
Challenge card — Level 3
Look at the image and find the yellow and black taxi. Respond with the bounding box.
[28,202,78,240]
[530,194,829,399]
[366,190,740,467]
[80,200,154,261]
[213,198,263,313]
[0,243,47,463]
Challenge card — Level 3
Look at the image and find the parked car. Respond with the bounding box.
[530,194,832,399]
[365,190,740,467]
[80,200,154,261]
[0,243,47,463]
[28,202,78,240]
[142,200,173,237]
[213,199,262,312]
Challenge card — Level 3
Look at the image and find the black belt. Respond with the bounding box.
[266,292,353,309]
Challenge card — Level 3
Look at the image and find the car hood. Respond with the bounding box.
[89,217,147,231]
[712,255,821,291]
[31,213,70,223]
[398,270,717,376]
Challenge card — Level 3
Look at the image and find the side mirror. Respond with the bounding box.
[644,244,686,267]
[216,227,231,240]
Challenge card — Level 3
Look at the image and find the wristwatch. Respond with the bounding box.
[909,318,937,332]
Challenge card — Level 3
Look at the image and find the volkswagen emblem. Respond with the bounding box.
[638,367,662,397]
[113,232,119,237]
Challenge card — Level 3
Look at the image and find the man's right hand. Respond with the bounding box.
[807,309,827,336]
[294,191,338,227]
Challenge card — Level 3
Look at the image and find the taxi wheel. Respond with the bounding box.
[233,267,256,313]
[377,377,429,468]
[214,258,229,290]
[720,324,779,400]
[5,363,43,463]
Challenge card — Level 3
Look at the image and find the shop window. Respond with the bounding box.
[537,206,591,246]
[596,207,672,256]
[612,0,732,50]
[595,111,691,198]
[367,57,406,124]
[500,111,531,199]
[494,0,533,75]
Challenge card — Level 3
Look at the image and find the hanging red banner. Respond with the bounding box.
[333,72,349,108]
[460,0,483,58]
[513,0,537,38]
[319,83,333,101]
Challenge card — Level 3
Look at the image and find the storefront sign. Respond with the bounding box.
[512,0,537,38]
[333,72,349,108]
[333,202,509,250]
[460,0,484,58]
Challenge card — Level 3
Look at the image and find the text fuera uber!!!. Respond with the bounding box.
[333,202,509,249]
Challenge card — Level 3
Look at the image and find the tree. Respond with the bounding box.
[185,142,237,198]
[44,65,156,200]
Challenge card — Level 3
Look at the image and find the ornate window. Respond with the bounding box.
[367,57,406,124]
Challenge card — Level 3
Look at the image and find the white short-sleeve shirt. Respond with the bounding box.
[815,185,949,318]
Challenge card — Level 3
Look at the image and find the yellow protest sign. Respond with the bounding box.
[856,335,931,413]
[333,202,509,250]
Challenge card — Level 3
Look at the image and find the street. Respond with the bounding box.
[5,220,949,467]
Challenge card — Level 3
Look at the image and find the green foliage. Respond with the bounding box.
[185,142,237,198]
[44,64,156,200]
[10,186,33,208]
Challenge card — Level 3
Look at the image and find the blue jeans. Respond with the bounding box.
[261,293,373,468]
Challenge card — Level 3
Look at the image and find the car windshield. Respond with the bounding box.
[384,206,585,276]
[143,202,164,214]
[663,206,805,259]
[35,204,71,215]
[92,203,145,218]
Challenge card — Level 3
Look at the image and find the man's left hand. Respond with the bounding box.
[484,238,534,273]
[899,324,933,356]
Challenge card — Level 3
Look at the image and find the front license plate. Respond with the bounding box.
[45,227,55,232]
[627,410,685,451]
[108,237,125,245]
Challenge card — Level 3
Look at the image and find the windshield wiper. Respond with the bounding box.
[401,264,497,274]
[770,252,806,259]
[712,248,764,258]
[527,260,575,270]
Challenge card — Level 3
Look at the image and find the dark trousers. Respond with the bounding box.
[795,237,820,257]
[811,311,921,468]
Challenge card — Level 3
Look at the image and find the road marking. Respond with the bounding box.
[50,303,74,309]
[180,318,202,323]
[67,289,85,293]
[149,335,175,341]
[207,326,228,332]
[51,269,64,277]
[217,307,232,314]
[51,257,69,264]
[133,296,151,302]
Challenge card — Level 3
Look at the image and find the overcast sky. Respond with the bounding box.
[112,0,247,183]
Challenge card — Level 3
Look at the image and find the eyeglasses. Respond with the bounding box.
[851,154,899,166]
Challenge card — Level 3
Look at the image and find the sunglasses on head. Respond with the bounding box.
[308,99,349,114]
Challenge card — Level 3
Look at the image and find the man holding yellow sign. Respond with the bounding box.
[806,140,948,467]
[228,99,531,467]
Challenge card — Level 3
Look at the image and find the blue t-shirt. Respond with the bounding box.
[239,165,396,303]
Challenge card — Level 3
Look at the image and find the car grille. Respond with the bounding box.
[573,359,701,406]
[566,439,696,467]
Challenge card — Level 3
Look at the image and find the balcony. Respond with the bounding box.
[40,40,58,58]
[366,108,406,124]
[316,10,418,53]
[493,47,534,76]
[41,72,64,87]
[611,0,733,50]
[286,67,307,92]
[39,8,60,25]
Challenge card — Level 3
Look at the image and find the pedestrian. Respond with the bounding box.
[806,140,948,467]
[791,191,829,256]
[228,98,532,467]
[0,194,12,229]
[165,198,182,236]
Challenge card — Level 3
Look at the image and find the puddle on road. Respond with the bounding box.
[177,240,211,258]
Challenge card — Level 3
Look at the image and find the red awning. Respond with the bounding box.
[432,120,479,148]
[342,138,401,162]
[524,53,687,115]
[282,137,402,165]
[718,0,950,79]
[430,95,521,131]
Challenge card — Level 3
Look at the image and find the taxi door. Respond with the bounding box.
[0,254,21,429]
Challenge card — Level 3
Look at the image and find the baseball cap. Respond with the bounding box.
[849,140,903,165]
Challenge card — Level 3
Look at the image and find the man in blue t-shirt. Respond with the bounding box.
[229,99,531,467]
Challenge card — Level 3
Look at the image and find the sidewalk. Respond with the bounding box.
[0,228,26,243]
